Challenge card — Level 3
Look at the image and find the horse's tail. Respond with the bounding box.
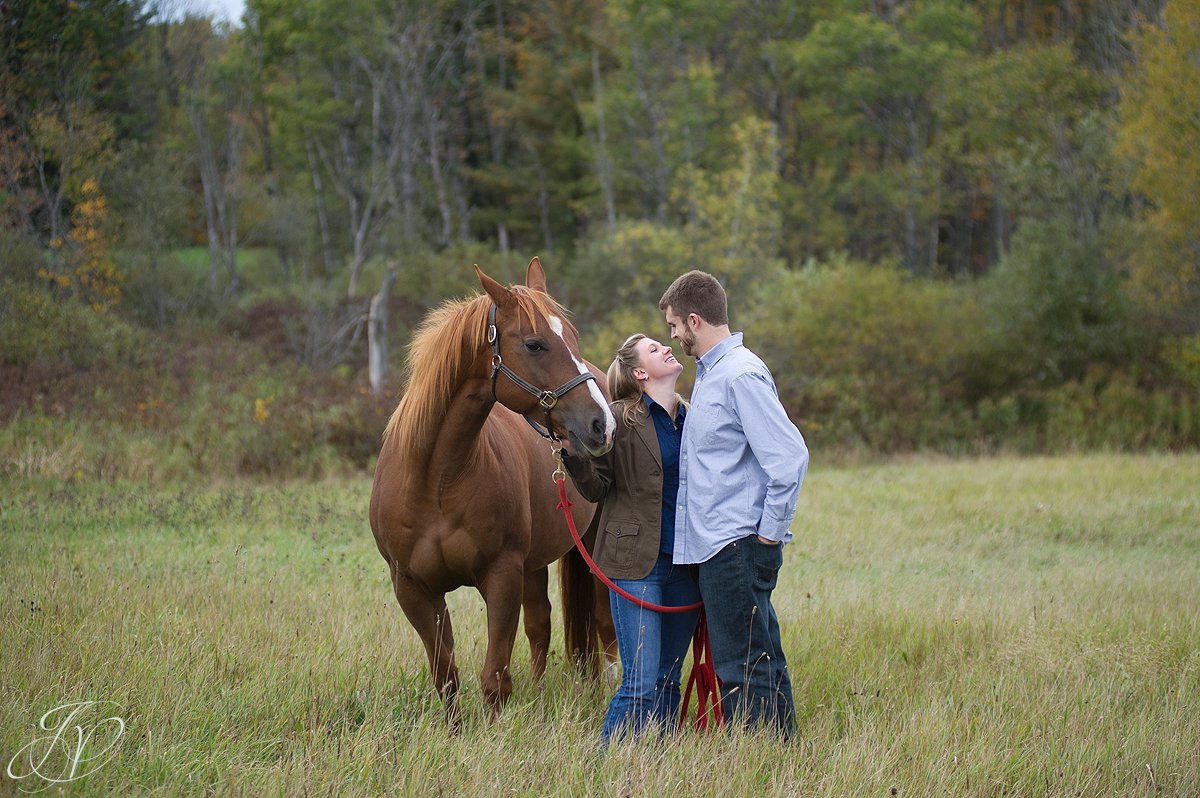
[560,544,601,676]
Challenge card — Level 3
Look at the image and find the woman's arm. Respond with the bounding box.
[560,443,615,503]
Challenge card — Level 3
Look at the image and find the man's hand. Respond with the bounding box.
[756,535,780,546]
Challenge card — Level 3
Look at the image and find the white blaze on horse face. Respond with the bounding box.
[548,315,616,440]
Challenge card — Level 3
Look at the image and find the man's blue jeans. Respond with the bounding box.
[697,535,796,735]
[602,553,701,742]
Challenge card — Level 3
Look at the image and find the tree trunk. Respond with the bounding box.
[429,110,453,247]
[223,122,242,294]
[369,267,397,395]
[188,89,244,296]
[992,171,1008,265]
[591,46,617,229]
[306,137,335,283]
[904,102,923,273]
[630,42,669,223]
[348,206,365,297]
[452,164,471,241]
[528,143,553,253]
[194,133,222,294]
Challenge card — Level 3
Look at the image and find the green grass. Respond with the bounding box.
[2,454,1198,795]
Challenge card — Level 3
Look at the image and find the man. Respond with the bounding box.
[659,270,808,735]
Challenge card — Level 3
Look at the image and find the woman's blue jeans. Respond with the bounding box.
[602,553,701,742]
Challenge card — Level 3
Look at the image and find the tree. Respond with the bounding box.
[0,0,149,247]
[168,18,249,296]
[600,0,739,224]
[671,116,785,292]
[938,43,1110,272]
[1117,0,1200,332]
[979,113,1137,389]
[775,0,979,272]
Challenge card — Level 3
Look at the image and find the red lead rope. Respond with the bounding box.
[555,477,724,731]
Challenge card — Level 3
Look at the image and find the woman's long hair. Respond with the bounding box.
[606,333,686,426]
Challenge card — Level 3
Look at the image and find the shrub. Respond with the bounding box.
[0,280,139,372]
[744,259,980,451]
[1040,368,1200,451]
[976,220,1140,392]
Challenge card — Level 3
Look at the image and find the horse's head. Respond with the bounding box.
[477,257,615,458]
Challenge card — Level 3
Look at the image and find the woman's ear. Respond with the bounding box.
[633,367,648,382]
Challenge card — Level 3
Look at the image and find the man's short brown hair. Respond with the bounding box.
[658,270,729,326]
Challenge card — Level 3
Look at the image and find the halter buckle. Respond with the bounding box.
[538,391,558,410]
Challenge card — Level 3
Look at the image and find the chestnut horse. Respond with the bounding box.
[369,258,616,721]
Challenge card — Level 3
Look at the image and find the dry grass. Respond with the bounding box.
[1,453,1197,796]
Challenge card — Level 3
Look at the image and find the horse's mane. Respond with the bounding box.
[382,286,572,456]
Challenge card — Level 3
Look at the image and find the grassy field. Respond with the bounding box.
[1,454,1197,796]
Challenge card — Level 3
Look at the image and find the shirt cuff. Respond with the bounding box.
[757,514,793,542]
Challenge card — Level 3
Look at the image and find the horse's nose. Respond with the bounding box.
[591,417,606,440]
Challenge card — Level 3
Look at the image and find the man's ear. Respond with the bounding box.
[688,312,704,330]
[525,256,547,294]
[475,265,514,308]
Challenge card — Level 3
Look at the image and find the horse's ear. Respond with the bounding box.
[475,264,514,308]
[525,256,547,294]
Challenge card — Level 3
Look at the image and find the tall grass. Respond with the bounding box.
[1,454,1197,795]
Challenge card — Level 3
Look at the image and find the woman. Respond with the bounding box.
[562,333,701,743]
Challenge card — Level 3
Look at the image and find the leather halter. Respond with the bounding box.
[487,303,597,440]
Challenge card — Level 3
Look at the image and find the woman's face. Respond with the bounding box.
[634,337,683,383]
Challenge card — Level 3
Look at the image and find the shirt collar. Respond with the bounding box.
[642,391,686,421]
[696,332,743,375]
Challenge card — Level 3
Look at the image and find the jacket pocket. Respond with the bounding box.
[602,520,641,569]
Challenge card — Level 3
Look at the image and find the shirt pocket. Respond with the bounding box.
[697,403,725,447]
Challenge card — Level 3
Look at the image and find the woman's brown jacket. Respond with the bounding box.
[563,401,668,580]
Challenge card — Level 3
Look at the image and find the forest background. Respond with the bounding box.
[2,0,1199,481]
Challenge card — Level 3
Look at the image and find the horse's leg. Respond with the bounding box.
[390,565,461,724]
[522,566,551,680]
[478,556,524,717]
[593,574,620,681]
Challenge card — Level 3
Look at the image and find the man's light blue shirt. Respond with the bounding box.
[672,333,809,565]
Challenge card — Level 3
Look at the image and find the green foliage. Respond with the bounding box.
[671,116,787,293]
[1038,368,1200,451]
[601,0,741,220]
[563,220,689,326]
[1,0,151,244]
[744,258,980,451]
[978,218,1136,390]
[1161,333,1200,391]
[1,0,150,117]
[775,0,981,270]
[0,280,139,371]
[0,229,45,283]
[568,116,785,326]
[392,244,530,311]
[976,112,1140,391]
[1116,0,1200,330]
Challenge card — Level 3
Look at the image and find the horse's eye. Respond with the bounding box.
[524,340,548,353]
